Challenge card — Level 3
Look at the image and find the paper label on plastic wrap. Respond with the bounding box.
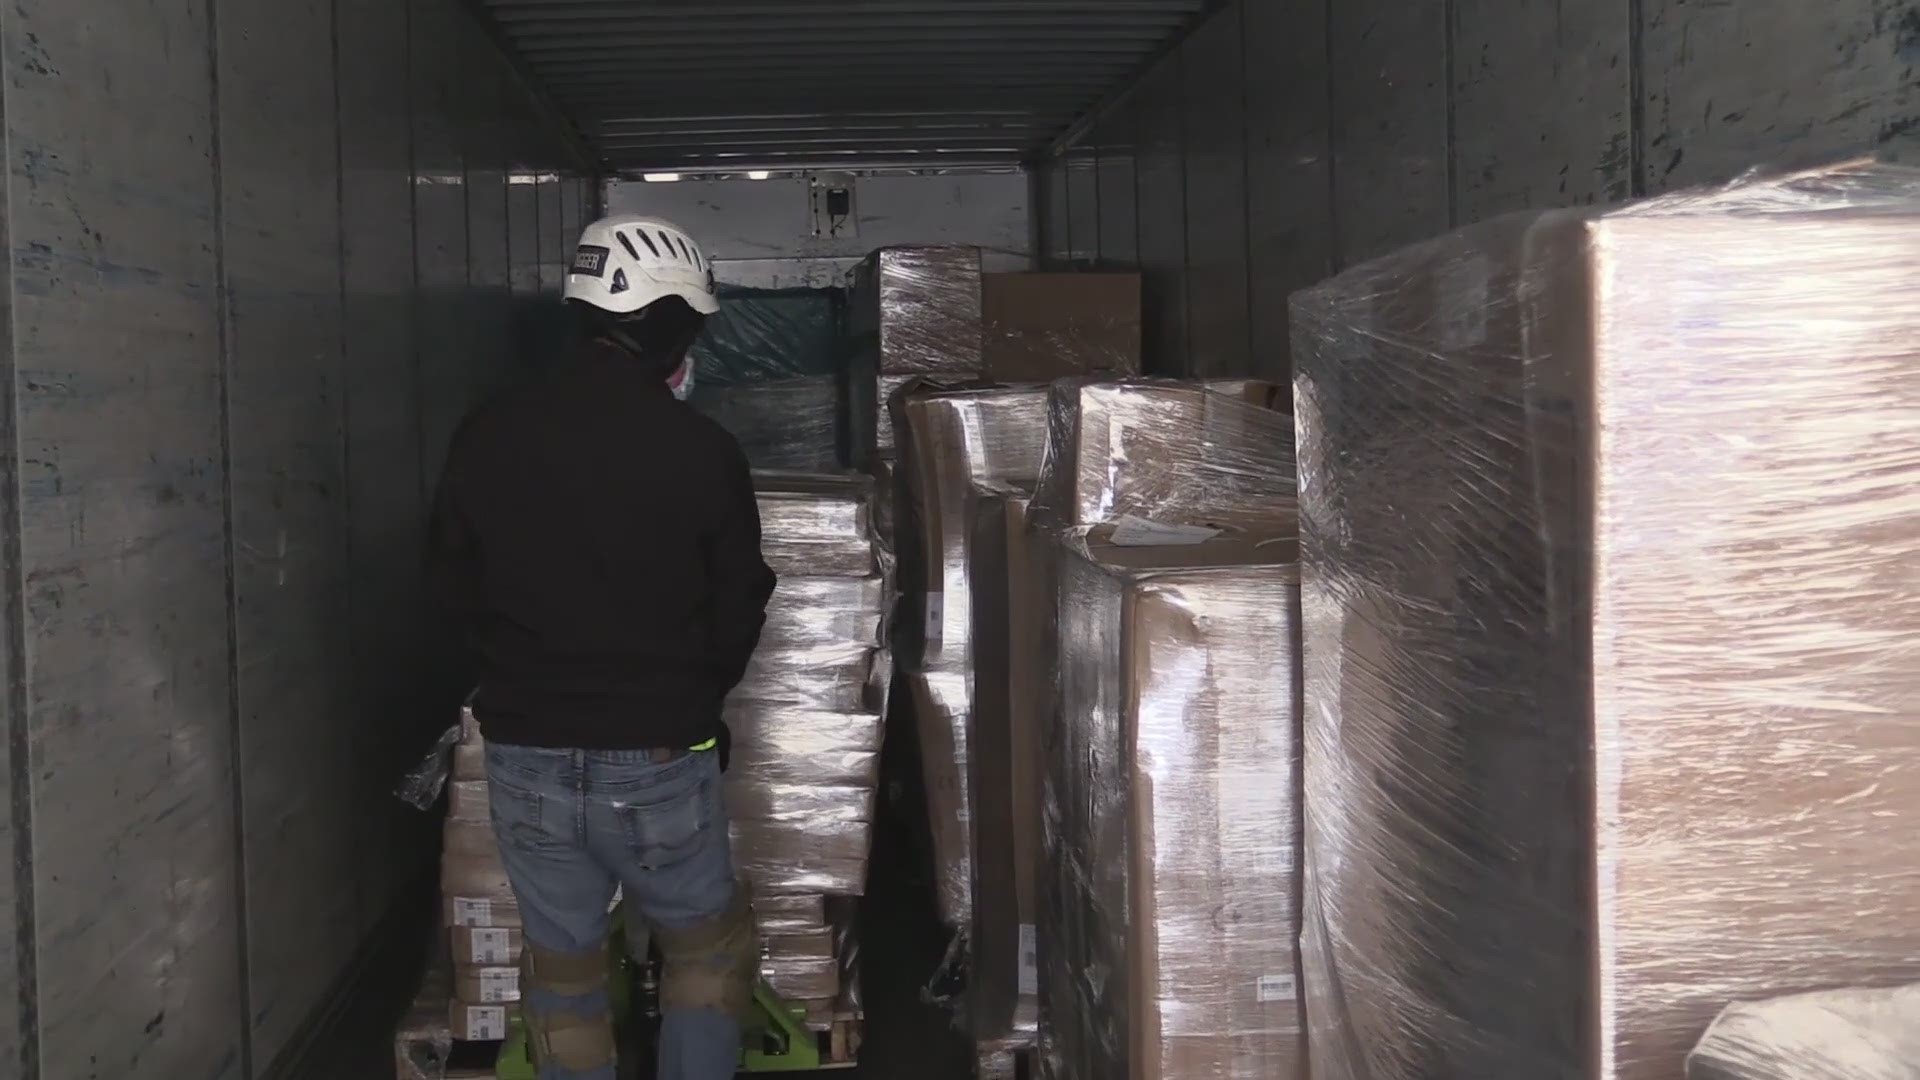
[923,592,945,645]
[451,897,491,926]
[1110,515,1221,547]
[1018,924,1039,996]
[462,1006,508,1041]
[479,969,519,1003]
[468,927,513,964]
[1256,973,1298,1003]
[1278,845,1297,874]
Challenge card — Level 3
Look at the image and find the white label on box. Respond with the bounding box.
[1018,924,1039,997]
[1256,973,1298,1003]
[1110,515,1221,548]
[469,927,513,965]
[480,969,519,1003]
[451,898,491,926]
[1278,846,1297,874]
[923,592,944,645]
[463,1006,508,1041]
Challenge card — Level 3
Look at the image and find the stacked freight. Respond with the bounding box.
[439,715,525,1043]
[1291,158,1920,1078]
[728,471,891,1020]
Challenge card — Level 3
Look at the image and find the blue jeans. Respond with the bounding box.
[485,744,742,1080]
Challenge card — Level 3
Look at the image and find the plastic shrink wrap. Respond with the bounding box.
[692,376,843,473]
[848,246,984,463]
[1029,379,1294,533]
[893,385,1053,929]
[1687,982,1920,1080]
[729,472,891,899]
[979,271,1142,383]
[1041,527,1305,1080]
[964,492,1048,1049]
[1291,158,1920,1080]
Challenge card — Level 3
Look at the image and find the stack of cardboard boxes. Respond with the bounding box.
[439,712,523,1043]
[729,472,891,1019]
[1027,380,1305,1080]
[1289,159,1920,1079]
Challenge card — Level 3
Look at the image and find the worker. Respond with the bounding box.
[427,214,776,1080]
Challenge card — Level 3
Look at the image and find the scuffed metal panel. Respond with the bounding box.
[1065,148,1100,263]
[1453,0,1632,219]
[1093,99,1139,268]
[5,1,245,1077]
[1329,0,1450,265]
[0,36,19,1075]
[213,0,357,1066]
[1642,0,1919,192]
[414,0,474,487]
[1179,5,1250,378]
[336,0,435,942]
[1041,162,1071,268]
[508,177,541,297]
[1133,52,1189,375]
[1242,0,1330,382]
[560,177,584,263]
[537,178,564,294]
[463,31,514,393]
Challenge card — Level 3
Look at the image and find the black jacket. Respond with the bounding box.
[427,340,777,750]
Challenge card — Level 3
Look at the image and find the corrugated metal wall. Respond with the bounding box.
[1043,0,1919,378]
[0,1,595,1077]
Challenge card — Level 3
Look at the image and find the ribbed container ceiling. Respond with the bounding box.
[476,0,1218,172]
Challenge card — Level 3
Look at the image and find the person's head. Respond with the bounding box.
[563,214,718,397]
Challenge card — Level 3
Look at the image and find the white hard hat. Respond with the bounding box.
[565,214,719,317]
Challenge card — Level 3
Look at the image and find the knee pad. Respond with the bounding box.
[654,886,758,1022]
[522,944,617,1073]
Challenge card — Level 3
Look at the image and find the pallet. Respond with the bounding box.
[393,960,507,1080]
[973,1042,1036,1080]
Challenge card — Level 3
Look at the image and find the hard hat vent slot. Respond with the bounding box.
[615,232,640,261]
[637,231,661,257]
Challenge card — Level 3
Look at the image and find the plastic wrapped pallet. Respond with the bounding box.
[1041,527,1306,1080]
[1687,982,1920,1080]
[1291,158,1920,1080]
[756,472,878,578]
[964,491,1047,1048]
[848,246,984,462]
[692,375,843,472]
[1030,378,1295,533]
[727,471,890,898]
[893,385,1053,929]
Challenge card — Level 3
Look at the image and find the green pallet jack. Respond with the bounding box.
[493,904,826,1077]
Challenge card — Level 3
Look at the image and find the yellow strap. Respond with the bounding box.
[688,737,717,752]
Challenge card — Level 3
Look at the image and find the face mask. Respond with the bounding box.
[667,357,696,402]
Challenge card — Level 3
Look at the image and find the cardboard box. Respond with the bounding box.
[894,385,1051,672]
[1290,159,1920,1080]
[755,472,877,578]
[903,669,973,927]
[964,493,1046,1046]
[451,926,523,967]
[1044,529,1305,1080]
[453,966,521,1005]
[753,893,828,933]
[447,780,491,823]
[1036,379,1293,532]
[441,851,522,929]
[452,738,486,781]
[982,272,1141,382]
[448,1001,511,1042]
[766,927,837,961]
[848,247,984,464]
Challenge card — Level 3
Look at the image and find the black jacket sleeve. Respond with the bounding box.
[706,444,777,697]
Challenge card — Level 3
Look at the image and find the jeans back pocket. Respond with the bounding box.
[616,768,714,871]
